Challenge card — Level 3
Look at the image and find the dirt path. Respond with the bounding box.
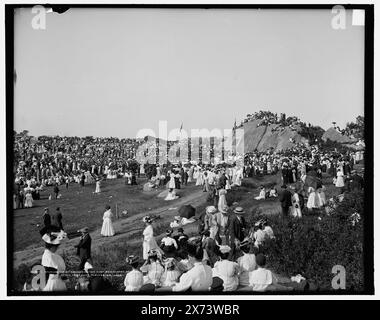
[13,188,208,268]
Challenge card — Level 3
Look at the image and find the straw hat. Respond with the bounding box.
[233,207,245,214]
[42,230,67,245]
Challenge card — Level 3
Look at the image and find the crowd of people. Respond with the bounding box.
[16,129,364,293]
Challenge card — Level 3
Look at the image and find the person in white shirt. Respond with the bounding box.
[237,242,257,287]
[212,245,240,291]
[249,254,292,292]
[124,255,144,292]
[157,243,213,292]
[249,253,275,291]
[255,186,266,200]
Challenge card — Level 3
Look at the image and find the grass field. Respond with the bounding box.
[13,178,203,252]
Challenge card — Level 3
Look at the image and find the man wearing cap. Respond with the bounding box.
[278,184,292,216]
[75,227,92,270]
[226,207,246,260]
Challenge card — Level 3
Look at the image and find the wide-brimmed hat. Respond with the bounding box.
[206,206,217,214]
[42,230,67,245]
[233,207,245,214]
[126,255,139,265]
[78,227,89,233]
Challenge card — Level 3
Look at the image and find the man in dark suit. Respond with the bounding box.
[39,207,52,236]
[75,227,92,270]
[226,207,246,260]
[51,207,63,230]
[278,184,292,217]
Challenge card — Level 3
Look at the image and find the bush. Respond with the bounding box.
[256,191,364,291]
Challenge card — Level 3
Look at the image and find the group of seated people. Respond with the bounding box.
[121,221,302,293]
[254,185,278,200]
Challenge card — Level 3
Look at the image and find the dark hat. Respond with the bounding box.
[139,283,156,293]
[177,227,184,233]
[211,277,224,292]
[78,227,89,233]
[166,228,173,235]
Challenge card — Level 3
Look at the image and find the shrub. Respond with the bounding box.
[256,190,364,291]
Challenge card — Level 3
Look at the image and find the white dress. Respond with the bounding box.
[291,193,302,218]
[142,224,160,260]
[95,181,101,193]
[168,173,176,189]
[196,171,204,186]
[335,171,345,188]
[24,193,33,208]
[41,249,67,292]
[165,189,178,201]
[140,261,165,286]
[101,209,115,236]
[218,189,228,212]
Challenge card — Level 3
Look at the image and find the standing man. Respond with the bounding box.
[75,227,92,270]
[39,207,52,236]
[278,184,292,217]
[51,207,64,231]
[226,207,246,260]
[53,183,60,199]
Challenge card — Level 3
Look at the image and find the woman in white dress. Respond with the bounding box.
[101,205,115,237]
[204,206,218,239]
[196,169,204,186]
[335,169,345,193]
[235,168,243,186]
[140,249,165,286]
[142,216,162,260]
[24,191,34,208]
[124,255,144,292]
[161,258,181,287]
[168,171,176,190]
[193,167,199,181]
[306,187,321,211]
[94,179,101,193]
[291,192,302,218]
[218,189,228,212]
[255,186,266,200]
[41,231,68,291]
[164,188,179,201]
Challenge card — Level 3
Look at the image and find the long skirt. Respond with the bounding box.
[101,218,115,236]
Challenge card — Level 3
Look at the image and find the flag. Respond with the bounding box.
[180,122,183,132]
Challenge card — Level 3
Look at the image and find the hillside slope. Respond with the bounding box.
[239,119,309,153]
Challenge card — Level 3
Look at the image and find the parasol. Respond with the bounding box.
[179,204,196,219]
